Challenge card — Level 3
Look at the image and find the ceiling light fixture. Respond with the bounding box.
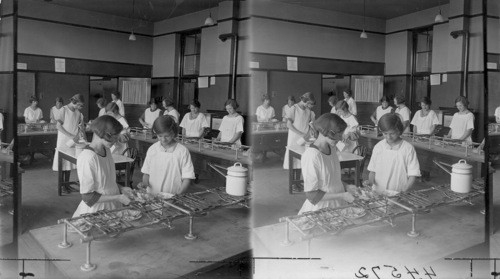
[129,0,137,41]
[204,0,215,26]
[360,0,367,39]
[434,4,444,23]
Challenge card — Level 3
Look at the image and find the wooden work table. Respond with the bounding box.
[252,199,485,278]
[19,205,250,278]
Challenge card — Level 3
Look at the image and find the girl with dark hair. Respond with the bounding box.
[298,113,354,214]
[283,92,316,170]
[179,100,209,138]
[163,98,180,124]
[334,100,359,154]
[216,99,244,145]
[106,102,130,155]
[139,98,161,129]
[52,94,86,193]
[343,89,357,116]
[366,113,421,193]
[256,94,275,122]
[328,95,338,114]
[96,98,107,117]
[24,96,44,123]
[394,95,411,133]
[410,97,440,135]
[447,96,474,142]
[72,115,131,217]
[370,96,393,126]
[111,91,125,117]
[50,97,64,123]
[282,96,296,121]
[139,115,195,195]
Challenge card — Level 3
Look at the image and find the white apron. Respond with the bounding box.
[283,104,314,169]
[372,149,410,193]
[52,106,82,171]
[72,148,122,217]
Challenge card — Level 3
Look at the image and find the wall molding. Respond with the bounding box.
[250,51,384,65]
[18,15,153,37]
[0,71,15,74]
[487,15,500,19]
[1,13,15,18]
[448,13,485,20]
[18,53,152,67]
[251,15,386,35]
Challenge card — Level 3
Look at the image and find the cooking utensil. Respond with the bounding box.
[208,162,248,196]
[433,159,472,193]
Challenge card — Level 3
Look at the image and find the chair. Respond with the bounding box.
[116,147,139,187]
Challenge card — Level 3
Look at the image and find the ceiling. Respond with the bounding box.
[270,0,449,20]
[39,0,449,22]
[39,0,227,22]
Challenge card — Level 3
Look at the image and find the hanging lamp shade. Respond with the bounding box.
[434,9,444,22]
[129,31,136,41]
[204,13,215,26]
[360,30,368,39]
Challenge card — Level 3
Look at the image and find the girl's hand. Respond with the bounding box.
[136,182,149,190]
[121,187,133,195]
[117,194,131,205]
[343,192,355,203]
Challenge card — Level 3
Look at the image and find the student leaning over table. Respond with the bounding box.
[298,113,355,214]
[139,98,161,129]
[96,97,107,118]
[334,100,359,154]
[370,95,394,126]
[366,113,421,193]
[446,96,474,143]
[328,95,338,114]
[343,89,357,116]
[139,115,195,195]
[495,105,500,123]
[394,95,411,133]
[111,91,125,117]
[72,115,132,217]
[163,97,180,124]
[282,95,296,122]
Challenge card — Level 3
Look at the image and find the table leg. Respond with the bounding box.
[281,221,292,246]
[407,213,420,237]
[355,160,360,187]
[58,223,72,248]
[58,151,63,196]
[288,152,293,194]
[185,216,198,240]
[80,241,97,272]
[125,162,131,189]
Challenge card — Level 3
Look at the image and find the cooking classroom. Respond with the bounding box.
[250,0,492,278]
[0,0,252,278]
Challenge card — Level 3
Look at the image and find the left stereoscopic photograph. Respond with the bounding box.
[0,0,252,278]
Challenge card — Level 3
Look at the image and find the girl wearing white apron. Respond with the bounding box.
[72,115,131,217]
[111,91,125,117]
[367,113,421,193]
[139,99,161,129]
[50,97,64,124]
[163,98,180,124]
[281,96,295,122]
[255,94,275,122]
[283,92,316,170]
[447,96,474,143]
[370,96,393,126]
[394,95,411,133]
[411,97,440,135]
[328,95,338,114]
[343,89,357,116]
[298,113,354,214]
[179,100,209,138]
[52,94,85,191]
[217,99,244,146]
[106,102,130,155]
[334,100,359,154]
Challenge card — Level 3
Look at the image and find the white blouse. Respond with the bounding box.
[449,112,474,142]
[180,113,209,138]
[256,105,275,122]
[395,106,411,133]
[410,110,440,135]
[144,109,161,128]
[24,107,43,123]
[219,115,244,145]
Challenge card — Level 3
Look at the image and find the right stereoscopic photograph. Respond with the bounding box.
[250,0,493,278]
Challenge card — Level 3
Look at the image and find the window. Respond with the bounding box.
[352,76,383,102]
[182,33,201,76]
[120,78,151,105]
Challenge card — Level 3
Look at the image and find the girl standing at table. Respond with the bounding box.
[370,96,393,126]
[394,95,411,133]
[334,100,359,154]
[179,100,209,139]
[111,91,125,117]
[328,96,338,114]
[163,98,180,124]
[283,92,316,170]
[216,99,244,146]
[24,96,44,123]
[139,99,161,129]
[495,105,500,123]
[72,115,132,217]
[96,98,107,117]
[50,97,64,124]
[282,96,295,121]
[106,103,130,155]
[140,115,195,195]
[52,94,85,192]
[447,96,474,143]
[410,97,440,135]
[343,89,357,116]
[366,113,421,193]
[298,113,354,214]
[256,94,275,122]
